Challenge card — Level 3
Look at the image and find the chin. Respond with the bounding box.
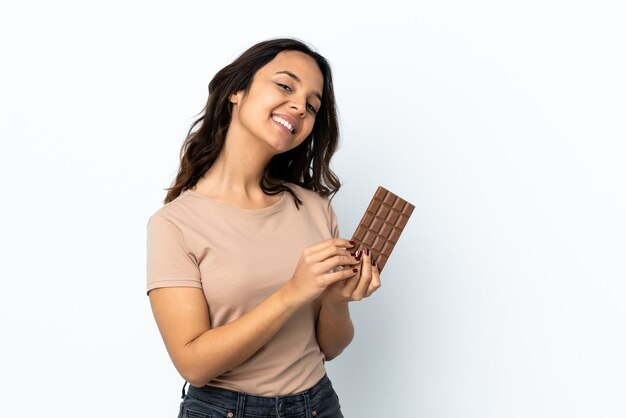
[266,140,298,155]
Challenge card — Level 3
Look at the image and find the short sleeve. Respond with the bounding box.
[146,215,202,294]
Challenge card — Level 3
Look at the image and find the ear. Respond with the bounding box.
[229,91,241,104]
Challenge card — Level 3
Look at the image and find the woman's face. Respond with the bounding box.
[230,50,324,155]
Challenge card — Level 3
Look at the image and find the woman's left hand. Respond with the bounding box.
[321,247,381,304]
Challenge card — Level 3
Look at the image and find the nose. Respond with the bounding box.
[289,97,306,118]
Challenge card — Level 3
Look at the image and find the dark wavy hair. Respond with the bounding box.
[163,38,341,208]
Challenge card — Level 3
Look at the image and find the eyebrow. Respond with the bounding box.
[274,70,323,102]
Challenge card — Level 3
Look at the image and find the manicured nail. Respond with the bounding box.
[365,248,370,256]
[371,259,376,266]
[350,252,356,257]
[356,250,362,257]
[349,240,355,246]
[352,268,358,273]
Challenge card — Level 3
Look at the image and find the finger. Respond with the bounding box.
[341,249,363,295]
[313,248,360,273]
[319,253,360,274]
[321,265,359,286]
[306,238,355,255]
[308,242,356,262]
[352,248,374,300]
[365,262,381,297]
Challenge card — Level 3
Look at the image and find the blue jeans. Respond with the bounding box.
[178,374,344,418]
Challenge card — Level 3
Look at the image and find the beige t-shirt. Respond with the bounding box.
[146,183,340,396]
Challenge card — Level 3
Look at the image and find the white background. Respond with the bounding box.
[1,1,625,417]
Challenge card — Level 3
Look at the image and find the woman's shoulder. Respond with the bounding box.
[147,190,196,223]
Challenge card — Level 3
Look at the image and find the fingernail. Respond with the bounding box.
[371,259,376,266]
[356,250,362,257]
[350,252,356,257]
[365,248,370,256]
[353,268,358,273]
[349,240,355,246]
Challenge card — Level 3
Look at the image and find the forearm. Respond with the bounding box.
[315,300,354,361]
[181,285,300,387]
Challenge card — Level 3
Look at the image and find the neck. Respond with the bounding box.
[193,127,282,200]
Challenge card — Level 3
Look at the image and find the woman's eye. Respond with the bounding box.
[307,104,318,115]
[277,83,292,92]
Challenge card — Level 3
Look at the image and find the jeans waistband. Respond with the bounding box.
[186,374,334,416]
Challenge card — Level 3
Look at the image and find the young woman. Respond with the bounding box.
[146,38,381,418]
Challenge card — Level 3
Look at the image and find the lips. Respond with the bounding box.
[271,114,298,135]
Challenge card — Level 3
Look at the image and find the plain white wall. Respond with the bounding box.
[1,1,624,417]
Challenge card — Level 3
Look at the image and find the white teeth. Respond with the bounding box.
[272,115,294,133]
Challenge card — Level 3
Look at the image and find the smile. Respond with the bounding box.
[272,115,295,134]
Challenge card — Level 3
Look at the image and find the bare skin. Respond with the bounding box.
[149,51,382,387]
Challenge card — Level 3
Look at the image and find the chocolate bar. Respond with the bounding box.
[351,186,415,272]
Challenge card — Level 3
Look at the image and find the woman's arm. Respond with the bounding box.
[150,285,299,387]
[149,238,359,387]
[315,299,354,361]
[315,247,381,360]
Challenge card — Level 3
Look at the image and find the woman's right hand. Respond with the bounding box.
[284,239,361,307]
